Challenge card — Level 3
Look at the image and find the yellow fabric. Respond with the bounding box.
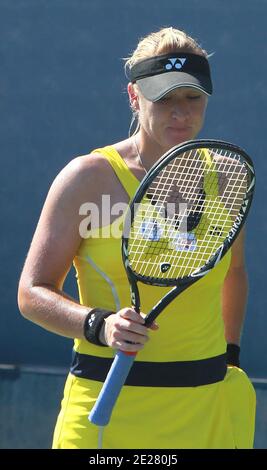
[73,145,229,361]
[52,145,256,448]
[53,367,255,449]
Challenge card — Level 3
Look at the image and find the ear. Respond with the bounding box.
[127,83,140,111]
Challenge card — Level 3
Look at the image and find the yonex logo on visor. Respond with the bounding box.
[128,52,213,101]
[165,58,187,70]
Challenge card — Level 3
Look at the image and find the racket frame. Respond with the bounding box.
[122,139,255,321]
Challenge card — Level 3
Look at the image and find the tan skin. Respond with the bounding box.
[18,81,247,353]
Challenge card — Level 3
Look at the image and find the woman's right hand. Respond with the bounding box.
[102,307,159,352]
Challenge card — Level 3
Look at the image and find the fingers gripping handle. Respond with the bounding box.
[89,350,136,426]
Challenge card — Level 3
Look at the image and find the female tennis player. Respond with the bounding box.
[18,27,256,448]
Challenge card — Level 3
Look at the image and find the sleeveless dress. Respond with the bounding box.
[52,146,256,449]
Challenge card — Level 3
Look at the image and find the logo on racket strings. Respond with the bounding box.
[161,263,171,273]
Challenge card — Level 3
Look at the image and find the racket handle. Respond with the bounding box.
[89,350,136,426]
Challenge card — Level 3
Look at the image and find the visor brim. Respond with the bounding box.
[136,71,212,102]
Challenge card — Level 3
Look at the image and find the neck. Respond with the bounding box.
[133,133,163,171]
[133,136,148,174]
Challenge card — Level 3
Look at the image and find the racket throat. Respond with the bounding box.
[144,283,190,326]
[130,279,141,313]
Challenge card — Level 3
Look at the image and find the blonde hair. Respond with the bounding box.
[125,27,208,73]
[125,27,208,135]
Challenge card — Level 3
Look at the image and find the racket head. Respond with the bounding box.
[122,139,255,287]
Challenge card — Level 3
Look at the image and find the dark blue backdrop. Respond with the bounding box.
[0,0,266,377]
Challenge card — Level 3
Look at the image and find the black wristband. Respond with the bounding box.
[83,308,114,346]
[226,343,240,367]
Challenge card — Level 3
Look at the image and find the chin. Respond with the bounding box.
[164,135,193,150]
[164,129,197,148]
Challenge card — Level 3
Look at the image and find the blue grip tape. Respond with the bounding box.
[89,350,136,426]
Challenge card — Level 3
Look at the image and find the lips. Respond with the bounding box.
[167,126,192,132]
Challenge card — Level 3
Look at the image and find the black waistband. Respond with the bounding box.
[70,351,227,387]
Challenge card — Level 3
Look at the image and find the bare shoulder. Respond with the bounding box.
[51,151,115,200]
[211,153,247,199]
[18,152,116,288]
[212,153,247,182]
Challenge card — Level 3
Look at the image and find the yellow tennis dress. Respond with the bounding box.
[52,146,256,449]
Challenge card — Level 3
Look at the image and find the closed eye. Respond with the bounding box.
[187,94,202,100]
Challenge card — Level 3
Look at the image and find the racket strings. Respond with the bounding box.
[131,155,215,276]
[147,151,207,234]
[128,147,250,280]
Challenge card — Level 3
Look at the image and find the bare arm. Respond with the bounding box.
[17,156,97,338]
[222,228,248,345]
[18,153,155,348]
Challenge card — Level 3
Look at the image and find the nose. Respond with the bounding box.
[171,101,190,120]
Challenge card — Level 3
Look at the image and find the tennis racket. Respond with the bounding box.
[89,139,255,429]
